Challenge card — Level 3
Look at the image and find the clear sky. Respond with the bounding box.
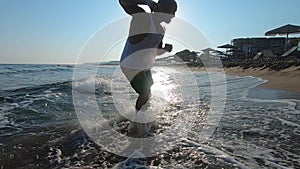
[0,0,299,64]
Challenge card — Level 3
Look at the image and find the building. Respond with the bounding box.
[232,37,299,58]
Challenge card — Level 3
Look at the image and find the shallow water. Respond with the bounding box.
[0,64,299,168]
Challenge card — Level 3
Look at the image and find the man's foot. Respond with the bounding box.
[127,121,152,138]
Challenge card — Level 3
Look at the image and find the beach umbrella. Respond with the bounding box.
[217,44,235,56]
[265,24,300,51]
[200,48,218,58]
[265,24,300,36]
[201,47,217,53]
[217,44,235,49]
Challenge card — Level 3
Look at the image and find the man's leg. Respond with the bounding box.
[136,91,150,111]
[145,70,154,87]
[130,70,153,111]
[127,69,156,137]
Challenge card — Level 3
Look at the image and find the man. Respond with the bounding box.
[119,0,177,113]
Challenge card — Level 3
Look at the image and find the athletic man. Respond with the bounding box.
[119,0,177,112]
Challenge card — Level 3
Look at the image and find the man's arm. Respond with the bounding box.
[119,0,159,15]
[119,0,151,6]
[157,41,173,55]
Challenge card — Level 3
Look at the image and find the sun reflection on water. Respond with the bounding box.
[151,67,178,103]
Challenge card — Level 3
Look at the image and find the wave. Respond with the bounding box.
[0,65,73,75]
[1,81,71,95]
[1,66,300,168]
[72,77,112,95]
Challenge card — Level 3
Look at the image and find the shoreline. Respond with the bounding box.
[191,66,300,93]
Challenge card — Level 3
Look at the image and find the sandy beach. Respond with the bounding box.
[224,66,300,93]
[190,66,300,93]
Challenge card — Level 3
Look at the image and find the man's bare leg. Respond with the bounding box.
[135,92,150,111]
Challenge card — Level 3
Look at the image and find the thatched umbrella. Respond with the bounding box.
[217,44,235,49]
[217,44,235,56]
[265,24,300,51]
[201,47,217,53]
[200,48,218,58]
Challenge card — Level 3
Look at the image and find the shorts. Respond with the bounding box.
[130,70,154,95]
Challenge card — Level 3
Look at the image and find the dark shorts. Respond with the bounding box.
[130,70,154,95]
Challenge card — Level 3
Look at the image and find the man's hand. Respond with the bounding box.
[157,43,173,55]
[164,44,173,52]
[147,0,161,12]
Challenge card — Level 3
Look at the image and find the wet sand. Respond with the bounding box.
[190,66,300,93]
[224,66,300,93]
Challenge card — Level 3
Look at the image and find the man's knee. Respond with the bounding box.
[143,88,151,97]
[140,92,150,100]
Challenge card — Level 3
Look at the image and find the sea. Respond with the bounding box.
[0,64,299,169]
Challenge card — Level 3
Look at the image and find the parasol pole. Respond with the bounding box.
[285,31,289,52]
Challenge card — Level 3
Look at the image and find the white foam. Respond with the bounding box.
[264,160,291,169]
[275,117,300,128]
[0,113,9,128]
[181,139,250,169]
[73,77,111,94]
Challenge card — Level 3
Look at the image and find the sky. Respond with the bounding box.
[0,0,299,64]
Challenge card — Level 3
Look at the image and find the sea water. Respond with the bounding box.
[0,64,299,168]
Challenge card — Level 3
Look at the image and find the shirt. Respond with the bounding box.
[120,14,164,70]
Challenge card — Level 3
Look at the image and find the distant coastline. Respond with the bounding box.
[154,50,300,92]
[83,61,120,65]
[170,48,300,93]
[81,48,300,92]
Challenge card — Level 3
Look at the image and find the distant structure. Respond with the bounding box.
[156,49,198,66]
[232,37,300,59]
[154,24,300,69]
